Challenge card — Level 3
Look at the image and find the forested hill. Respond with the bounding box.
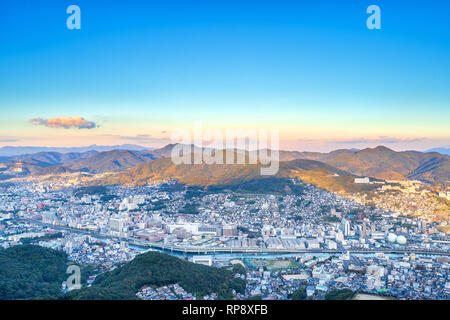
[65,250,246,300]
[0,245,246,300]
[0,245,68,299]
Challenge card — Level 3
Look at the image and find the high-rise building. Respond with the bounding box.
[419,220,427,233]
[340,218,351,237]
[361,222,367,238]
[109,216,128,237]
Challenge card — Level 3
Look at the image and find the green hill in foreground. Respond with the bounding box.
[0,245,246,300]
[64,250,246,300]
[0,245,68,299]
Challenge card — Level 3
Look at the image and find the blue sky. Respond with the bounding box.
[0,0,449,151]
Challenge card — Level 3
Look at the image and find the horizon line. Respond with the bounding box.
[0,143,448,155]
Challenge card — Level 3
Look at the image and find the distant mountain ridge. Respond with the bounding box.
[2,151,99,166]
[96,152,379,194]
[1,144,448,187]
[0,144,151,157]
[426,147,450,156]
[66,150,156,173]
[273,146,450,184]
[0,150,158,178]
[141,144,450,184]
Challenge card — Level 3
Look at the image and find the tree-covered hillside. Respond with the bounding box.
[0,245,245,300]
[65,251,246,300]
[0,245,68,299]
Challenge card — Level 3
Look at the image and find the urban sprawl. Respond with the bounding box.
[0,178,449,300]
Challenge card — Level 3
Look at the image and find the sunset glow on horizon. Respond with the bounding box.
[1,0,449,152]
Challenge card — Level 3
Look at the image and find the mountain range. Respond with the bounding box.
[274,146,450,184]
[0,144,151,157]
[0,144,448,188]
[0,150,159,178]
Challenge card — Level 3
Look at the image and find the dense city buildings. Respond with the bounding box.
[0,179,448,300]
